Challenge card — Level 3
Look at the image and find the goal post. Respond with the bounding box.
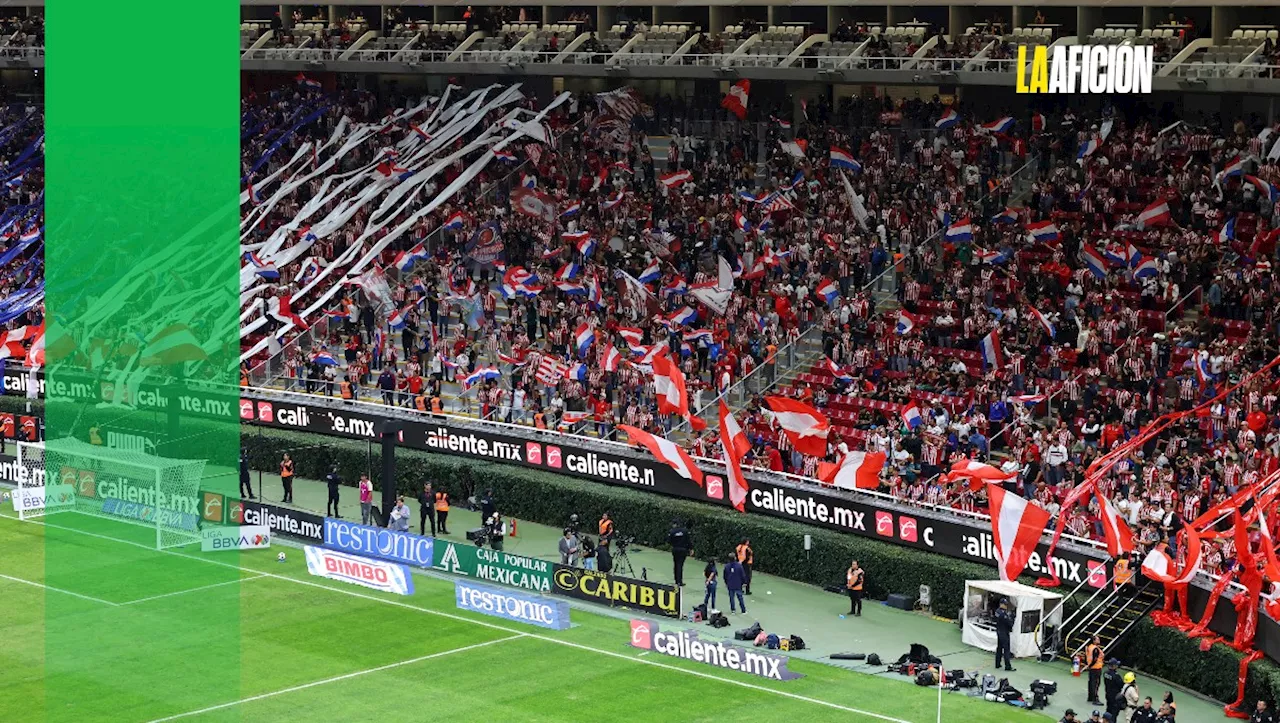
[34,437,208,550]
[13,441,69,520]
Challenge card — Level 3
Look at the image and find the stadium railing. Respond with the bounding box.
[238,44,1280,80]
[237,382,1108,553]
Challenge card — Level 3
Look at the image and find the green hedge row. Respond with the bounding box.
[1113,617,1279,712]
[240,425,997,616]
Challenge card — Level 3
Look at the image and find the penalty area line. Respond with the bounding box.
[119,574,267,606]
[0,512,909,723]
[145,633,527,722]
[0,572,121,607]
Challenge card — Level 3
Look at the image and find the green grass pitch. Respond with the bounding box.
[0,510,1040,722]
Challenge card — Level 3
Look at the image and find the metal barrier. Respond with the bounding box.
[239,382,1108,555]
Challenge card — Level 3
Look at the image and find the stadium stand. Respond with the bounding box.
[238,72,1280,591]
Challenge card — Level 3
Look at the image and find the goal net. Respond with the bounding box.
[33,438,208,550]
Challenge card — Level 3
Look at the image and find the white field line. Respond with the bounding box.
[147,634,527,722]
[119,574,267,606]
[1,513,911,723]
[0,572,121,607]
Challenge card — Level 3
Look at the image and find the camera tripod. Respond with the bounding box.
[612,544,637,577]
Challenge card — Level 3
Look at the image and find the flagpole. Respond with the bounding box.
[936,664,944,723]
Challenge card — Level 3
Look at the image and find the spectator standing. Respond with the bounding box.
[418,481,435,536]
[358,474,373,525]
[724,555,747,614]
[325,465,341,518]
[703,557,718,610]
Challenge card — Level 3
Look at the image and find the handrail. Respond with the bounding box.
[1164,284,1201,322]
[234,47,1280,78]
[1042,565,1115,654]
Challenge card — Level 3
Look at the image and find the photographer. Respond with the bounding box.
[485,511,506,551]
[559,528,579,565]
[580,534,597,570]
[668,520,691,586]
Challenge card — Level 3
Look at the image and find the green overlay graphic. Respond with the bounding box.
[21,2,242,720]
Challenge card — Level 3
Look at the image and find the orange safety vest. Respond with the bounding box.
[434,491,449,512]
[340,381,353,399]
[1114,558,1134,585]
[280,459,294,478]
[534,412,546,429]
[430,396,443,413]
[415,395,428,412]
[599,519,614,537]
[1085,643,1104,670]
[847,568,864,591]
[240,371,249,386]
[736,543,753,565]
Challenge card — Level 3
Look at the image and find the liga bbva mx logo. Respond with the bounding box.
[1016,45,1153,94]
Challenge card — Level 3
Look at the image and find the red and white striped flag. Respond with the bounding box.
[619,424,703,485]
[536,356,570,386]
[719,401,751,512]
[987,483,1051,582]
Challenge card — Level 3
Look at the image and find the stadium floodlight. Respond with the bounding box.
[31,437,207,551]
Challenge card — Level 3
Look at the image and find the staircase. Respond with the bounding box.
[1059,579,1163,661]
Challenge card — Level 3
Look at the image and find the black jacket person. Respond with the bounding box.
[667,521,691,586]
[993,599,1015,671]
[325,466,342,517]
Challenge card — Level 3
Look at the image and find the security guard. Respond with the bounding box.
[340,377,354,400]
[1102,659,1124,719]
[325,465,341,517]
[845,560,864,616]
[239,449,255,500]
[434,488,450,534]
[736,538,755,595]
[1085,635,1105,705]
[994,598,1015,671]
[668,520,691,586]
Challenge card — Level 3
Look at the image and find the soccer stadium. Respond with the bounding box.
[3,1,1280,721]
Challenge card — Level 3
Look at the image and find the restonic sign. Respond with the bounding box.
[454,580,570,630]
[323,518,434,568]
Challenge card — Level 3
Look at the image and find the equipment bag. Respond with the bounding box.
[789,635,806,651]
[867,653,881,666]
[766,634,780,649]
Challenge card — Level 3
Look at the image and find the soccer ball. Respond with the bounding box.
[2,491,9,502]
[277,552,287,563]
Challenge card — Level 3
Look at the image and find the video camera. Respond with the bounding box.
[1027,679,1057,710]
[616,534,636,551]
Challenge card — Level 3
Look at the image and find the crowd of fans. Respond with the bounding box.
[241,79,1280,580]
[0,102,44,358]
